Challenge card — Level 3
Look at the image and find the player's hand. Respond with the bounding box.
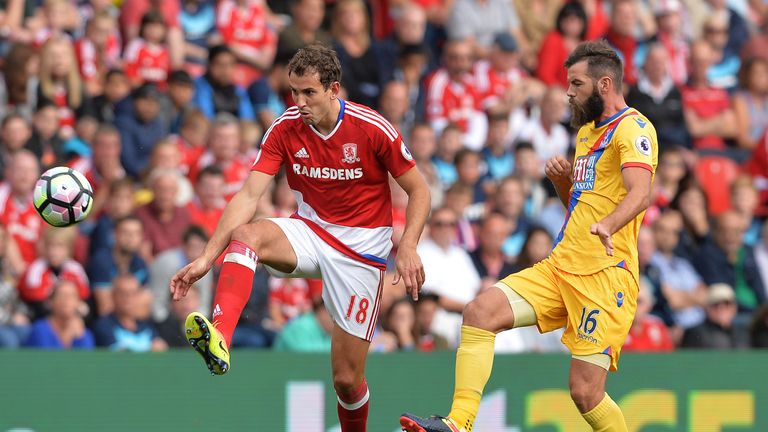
[590,222,614,256]
[545,156,572,184]
[170,257,212,301]
[393,244,425,301]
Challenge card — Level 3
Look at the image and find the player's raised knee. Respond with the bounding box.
[230,220,270,251]
[462,297,495,330]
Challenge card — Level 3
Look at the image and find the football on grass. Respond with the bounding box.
[33,166,94,227]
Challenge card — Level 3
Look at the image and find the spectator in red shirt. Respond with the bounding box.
[188,113,249,200]
[18,226,89,319]
[536,2,588,88]
[425,39,487,150]
[119,0,184,68]
[37,36,92,143]
[135,168,192,256]
[623,276,675,352]
[681,40,738,151]
[187,165,226,236]
[0,150,42,266]
[216,0,277,86]
[75,12,122,96]
[124,11,171,89]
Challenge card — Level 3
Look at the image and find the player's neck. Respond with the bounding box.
[315,99,342,136]
[598,94,629,124]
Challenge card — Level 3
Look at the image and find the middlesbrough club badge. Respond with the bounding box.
[341,143,360,164]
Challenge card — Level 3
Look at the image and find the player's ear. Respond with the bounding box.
[599,76,611,94]
[329,81,341,99]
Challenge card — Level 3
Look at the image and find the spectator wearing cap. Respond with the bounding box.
[115,83,168,178]
[627,43,690,150]
[166,69,195,133]
[148,225,213,322]
[424,39,488,151]
[681,283,750,349]
[135,168,192,256]
[536,2,588,88]
[693,211,766,314]
[24,279,95,350]
[192,45,255,122]
[446,0,527,60]
[474,33,542,116]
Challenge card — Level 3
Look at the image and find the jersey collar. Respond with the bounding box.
[595,106,630,128]
[309,99,345,141]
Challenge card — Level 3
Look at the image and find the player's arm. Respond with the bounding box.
[201,170,273,263]
[394,167,431,300]
[170,170,273,300]
[545,155,573,208]
[590,166,652,256]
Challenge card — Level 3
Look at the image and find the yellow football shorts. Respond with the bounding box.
[497,258,637,371]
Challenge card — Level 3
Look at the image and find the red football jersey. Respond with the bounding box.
[0,184,42,265]
[425,68,482,133]
[123,38,170,87]
[75,36,121,81]
[18,258,90,302]
[216,0,277,85]
[252,101,415,266]
[473,60,527,110]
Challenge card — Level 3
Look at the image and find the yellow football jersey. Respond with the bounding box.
[550,107,658,282]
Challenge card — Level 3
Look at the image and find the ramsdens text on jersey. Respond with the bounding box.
[292,164,364,180]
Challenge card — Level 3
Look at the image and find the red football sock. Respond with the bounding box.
[336,379,370,432]
[211,240,257,347]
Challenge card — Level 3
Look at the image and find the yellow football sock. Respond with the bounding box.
[448,325,496,431]
[581,393,628,432]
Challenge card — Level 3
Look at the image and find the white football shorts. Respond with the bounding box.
[264,217,385,342]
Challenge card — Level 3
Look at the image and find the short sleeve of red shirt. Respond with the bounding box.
[251,121,286,175]
[377,132,416,178]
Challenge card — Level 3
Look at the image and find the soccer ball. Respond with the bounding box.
[33,167,94,227]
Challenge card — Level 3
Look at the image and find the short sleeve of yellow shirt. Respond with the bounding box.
[549,108,658,282]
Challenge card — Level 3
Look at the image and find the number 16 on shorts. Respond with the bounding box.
[346,295,370,324]
[577,307,600,335]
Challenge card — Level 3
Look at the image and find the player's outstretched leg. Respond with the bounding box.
[401,287,517,432]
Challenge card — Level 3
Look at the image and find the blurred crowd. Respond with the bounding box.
[0,0,767,353]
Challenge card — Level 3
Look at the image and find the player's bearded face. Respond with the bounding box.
[569,84,604,128]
